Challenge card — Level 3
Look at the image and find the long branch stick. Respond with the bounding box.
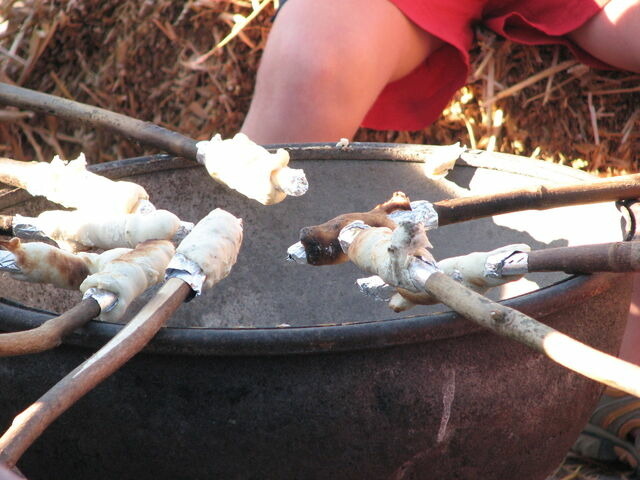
[526,241,640,273]
[433,174,640,226]
[343,224,640,397]
[0,298,100,357]
[0,83,197,159]
[0,277,192,468]
[422,272,640,397]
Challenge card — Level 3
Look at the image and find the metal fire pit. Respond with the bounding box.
[0,144,633,480]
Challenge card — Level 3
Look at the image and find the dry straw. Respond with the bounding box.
[0,0,636,175]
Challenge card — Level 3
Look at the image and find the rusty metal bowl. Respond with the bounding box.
[0,144,633,480]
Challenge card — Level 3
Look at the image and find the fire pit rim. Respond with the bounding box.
[0,144,626,356]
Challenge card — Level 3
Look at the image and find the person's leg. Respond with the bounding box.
[568,0,640,73]
[241,0,443,144]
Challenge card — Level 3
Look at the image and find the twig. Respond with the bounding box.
[0,298,100,357]
[0,277,193,468]
[434,173,640,225]
[472,49,493,80]
[0,83,198,159]
[345,225,640,398]
[0,46,25,67]
[485,59,578,103]
[49,72,74,100]
[1,9,34,75]
[18,19,59,86]
[462,116,477,150]
[0,110,33,122]
[422,271,640,396]
[17,122,44,162]
[192,0,273,65]
[486,108,503,153]
[542,45,559,105]
[587,92,600,145]
[620,108,640,145]
[589,86,640,95]
[523,76,578,107]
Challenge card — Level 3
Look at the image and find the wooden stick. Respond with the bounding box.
[343,225,640,397]
[422,272,640,397]
[0,83,197,159]
[0,298,100,357]
[433,173,640,226]
[0,277,192,468]
[526,241,640,273]
[0,83,301,200]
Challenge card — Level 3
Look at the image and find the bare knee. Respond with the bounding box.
[242,0,440,142]
[570,0,640,73]
[261,31,384,107]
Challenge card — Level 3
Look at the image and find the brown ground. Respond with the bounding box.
[0,0,638,174]
[0,1,638,479]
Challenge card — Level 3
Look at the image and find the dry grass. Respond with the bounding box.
[0,0,637,176]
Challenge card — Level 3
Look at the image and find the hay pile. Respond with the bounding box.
[0,0,638,175]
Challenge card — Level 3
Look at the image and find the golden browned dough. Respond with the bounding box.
[0,238,90,289]
[299,191,411,266]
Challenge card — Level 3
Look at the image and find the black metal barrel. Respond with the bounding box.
[0,144,633,480]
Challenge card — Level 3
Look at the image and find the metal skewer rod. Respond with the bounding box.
[0,277,192,468]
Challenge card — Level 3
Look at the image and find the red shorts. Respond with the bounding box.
[362,0,611,131]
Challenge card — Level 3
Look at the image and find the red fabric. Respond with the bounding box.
[362,0,611,131]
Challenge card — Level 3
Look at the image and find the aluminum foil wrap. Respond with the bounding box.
[388,200,439,230]
[12,214,57,245]
[356,275,395,302]
[338,221,371,253]
[485,250,529,278]
[82,287,118,313]
[408,255,442,289]
[274,168,308,197]
[0,250,20,273]
[172,221,195,245]
[286,241,308,264]
[450,269,464,283]
[133,199,157,215]
[165,252,206,296]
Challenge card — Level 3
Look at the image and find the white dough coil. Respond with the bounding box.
[176,208,243,290]
[79,240,175,322]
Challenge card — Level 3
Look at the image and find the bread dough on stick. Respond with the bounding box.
[0,238,91,289]
[196,133,307,205]
[0,154,148,214]
[299,192,411,266]
[77,248,132,274]
[388,244,532,312]
[175,208,243,290]
[31,209,181,251]
[0,238,133,289]
[346,222,434,281]
[79,240,175,322]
